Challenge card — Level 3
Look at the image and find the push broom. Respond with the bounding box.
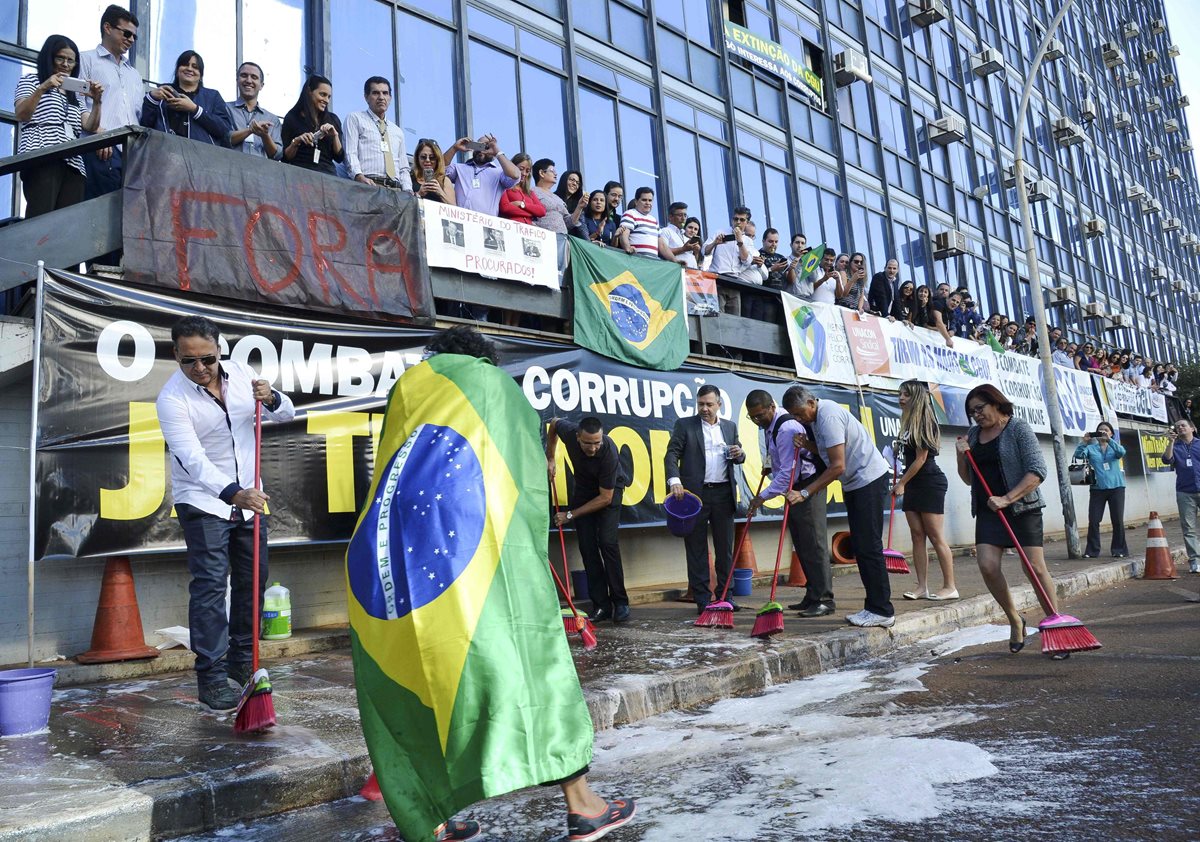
[750,444,801,640]
[963,448,1101,657]
[550,482,598,650]
[235,399,276,733]
[884,446,911,575]
[695,473,766,629]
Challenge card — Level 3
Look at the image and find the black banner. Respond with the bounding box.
[37,270,865,559]
[121,129,434,322]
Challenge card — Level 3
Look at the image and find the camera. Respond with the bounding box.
[60,77,89,95]
[464,140,488,152]
[312,129,326,142]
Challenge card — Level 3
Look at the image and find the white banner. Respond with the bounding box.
[835,309,997,388]
[993,351,1051,434]
[1150,390,1169,423]
[1050,364,1104,436]
[421,199,558,288]
[780,293,860,386]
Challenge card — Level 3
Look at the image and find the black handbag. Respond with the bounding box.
[1068,457,1095,486]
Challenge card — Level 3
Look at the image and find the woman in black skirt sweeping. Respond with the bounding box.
[894,380,958,600]
[955,384,1061,654]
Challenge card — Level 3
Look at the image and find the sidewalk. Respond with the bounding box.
[2,519,1194,842]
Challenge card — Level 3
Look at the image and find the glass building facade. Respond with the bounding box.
[1,0,1197,358]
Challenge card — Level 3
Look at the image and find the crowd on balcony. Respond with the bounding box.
[9,5,1187,383]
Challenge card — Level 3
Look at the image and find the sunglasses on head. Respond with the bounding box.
[179,354,218,368]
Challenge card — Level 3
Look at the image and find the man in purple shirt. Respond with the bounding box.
[442,133,520,215]
[744,389,834,616]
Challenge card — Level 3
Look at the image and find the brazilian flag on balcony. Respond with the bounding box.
[570,238,689,370]
[346,352,593,842]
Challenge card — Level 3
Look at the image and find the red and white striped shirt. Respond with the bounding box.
[620,209,660,257]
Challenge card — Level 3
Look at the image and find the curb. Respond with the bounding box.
[6,555,1171,842]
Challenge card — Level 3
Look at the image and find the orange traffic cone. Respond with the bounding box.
[734,522,758,573]
[831,530,856,565]
[1142,511,1178,579]
[360,771,383,800]
[787,549,808,586]
[76,556,160,664]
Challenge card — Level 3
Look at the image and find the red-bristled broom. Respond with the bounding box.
[963,448,1101,657]
[696,474,767,629]
[550,482,597,650]
[751,444,801,640]
[235,399,276,733]
[884,446,911,575]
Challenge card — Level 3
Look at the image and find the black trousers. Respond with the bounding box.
[786,484,833,605]
[685,483,735,606]
[177,503,267,686]
[21,162,85,218]
[1086,486,1128,556]
[845,473,893,617]
[574,488,627,611]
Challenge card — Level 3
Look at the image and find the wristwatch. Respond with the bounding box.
[565,510,573,521]
[798,488,810,502]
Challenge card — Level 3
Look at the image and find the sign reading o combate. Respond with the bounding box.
[723,20,824,104]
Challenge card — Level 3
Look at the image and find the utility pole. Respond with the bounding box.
[1013,0,1081,558]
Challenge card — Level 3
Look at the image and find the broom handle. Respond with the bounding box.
[550,480,586,622]
[767,443,802,603]
[252,399,262,672]
[715,472,767,602]
[886,447,898,548]
[963,447,1055,613]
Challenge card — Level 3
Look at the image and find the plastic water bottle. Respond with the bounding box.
[262,582,292,640]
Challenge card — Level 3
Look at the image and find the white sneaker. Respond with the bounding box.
[847,609,895,628]
[1190,560,1200,574]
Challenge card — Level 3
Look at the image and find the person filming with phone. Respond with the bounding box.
[442,132,520,215]
[1164,418,1200,574]
[1074,422,1128,559]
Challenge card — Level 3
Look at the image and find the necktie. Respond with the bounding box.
[379,118,396,180]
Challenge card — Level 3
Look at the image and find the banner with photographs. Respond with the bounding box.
[421,199,558,289]
[684,269,720,316]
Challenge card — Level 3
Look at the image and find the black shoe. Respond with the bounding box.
[435,819,481,841]
[695,602,710,616]
[798,603,834,618]
[613,605,631,623]
[1009,618,1028,654]
[1082,553,1099,559]
[589,607,612,623]
[788,599,816,611]
[228,662,252,689]
[198,681,238,712]
[567,798,637,842]
[727,601,745,612]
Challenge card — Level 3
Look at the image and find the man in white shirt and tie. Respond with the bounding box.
[344,76,411,191]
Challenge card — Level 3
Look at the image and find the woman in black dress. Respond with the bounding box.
[955,384,1062,654]
[894,380,957,600]
[281,74,343,177]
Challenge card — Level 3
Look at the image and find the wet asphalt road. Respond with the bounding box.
[177,576,1200,842]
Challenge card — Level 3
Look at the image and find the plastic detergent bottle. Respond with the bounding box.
[262,582,292,640]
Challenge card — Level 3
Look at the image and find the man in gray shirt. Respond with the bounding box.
[784,385,894,627]
[227,62,283,160]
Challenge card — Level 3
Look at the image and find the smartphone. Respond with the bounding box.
[464,140,487,152]
[686,236,701,245]
[60,76,89,94]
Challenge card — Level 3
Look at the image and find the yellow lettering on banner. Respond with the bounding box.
[100,401,166,520]
[370,413,385,457]
[859,405,876,444]
[648,428,671,503]
[737,409,783,510]
[610,427,650,505]
[308,410,372,512]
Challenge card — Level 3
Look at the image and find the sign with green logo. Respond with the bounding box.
[723,20,824,104]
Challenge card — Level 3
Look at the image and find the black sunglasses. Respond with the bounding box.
[179,354,218,368]
[108,24,137,40]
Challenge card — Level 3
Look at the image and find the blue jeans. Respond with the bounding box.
[177,504,267,685]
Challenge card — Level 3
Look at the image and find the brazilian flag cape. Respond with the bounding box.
[346,353,593,840]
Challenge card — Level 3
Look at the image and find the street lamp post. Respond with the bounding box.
[1013,0,1082,558]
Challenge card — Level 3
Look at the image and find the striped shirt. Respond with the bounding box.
[14,75,86,176]
[620,208,660,257]
[79,44,143,131]
[343,109,411,190]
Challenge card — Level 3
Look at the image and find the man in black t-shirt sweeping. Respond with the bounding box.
[546,417,631,623]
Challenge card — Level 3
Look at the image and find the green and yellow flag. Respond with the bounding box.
[795,241,825,285]
[570,238,688,370]
[346,353,592,841]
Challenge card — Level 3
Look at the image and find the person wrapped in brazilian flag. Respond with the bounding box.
[346,326,637,842]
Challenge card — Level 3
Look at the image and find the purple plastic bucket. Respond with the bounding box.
[663,491,703,537]
[0,668,56,736]
[570,569,590,602]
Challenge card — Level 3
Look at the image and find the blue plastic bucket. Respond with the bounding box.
[663,491,703,537]
[0,668,56,736]
[570,569,590,602]
[732,568,754,597]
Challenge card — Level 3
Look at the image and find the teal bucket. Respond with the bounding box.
[0,668,56,736]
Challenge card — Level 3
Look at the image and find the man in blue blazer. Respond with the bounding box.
[665,385,745,613]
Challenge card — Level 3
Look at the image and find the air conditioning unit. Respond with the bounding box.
[1148,197,1163,215]
[1050,286,1077,305]
[1001,164,1031,189]
[1163,72,1178,87]
[1151,264,1168,280]
[1045,38,1066,61]
[1107,313,1127,328]
[1080,98,1098,123]
[971,47,1004,76]
[1151,17,1166,35]
[1165,117,1181,133]
[928,113,966,144]
[1126,182,1145,200]
[1191,292,1200,304]
[1179,95,1191,108]
[908,0,948,28]
[1144,48,1160,64]
[1083,302,1105,318]
[1146,95,1162,113]
[1102,41,1125,68]
[1124,70,1142,88]
[1053,117,1086,146]
[1167,44,1181,58]
[1138,197,1152,215]
[1114,110,1133,129]
[933,229,967,257]
[1172,279,1186,292]
[1147,145,1163,161]
[1083,218,1107,238]
[1168,166,1182,181]
[1028,179,1054,202]
[1123,21,1140,39]
[1164,216,1182,232]
[834,49,872,86]
[1182,233,1199,248]
[1182,139,1195,152]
